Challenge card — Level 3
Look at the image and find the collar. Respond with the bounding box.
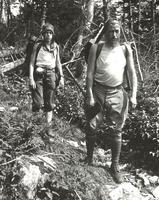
[43,42,57,53]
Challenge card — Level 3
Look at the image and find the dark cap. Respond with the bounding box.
[42,23,55,35]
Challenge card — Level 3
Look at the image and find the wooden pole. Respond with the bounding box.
[41,1,47,31]
[130,31,144,83]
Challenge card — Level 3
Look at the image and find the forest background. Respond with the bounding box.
[0,0,159,197]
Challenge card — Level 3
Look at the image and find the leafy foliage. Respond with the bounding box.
[122,95,159,171]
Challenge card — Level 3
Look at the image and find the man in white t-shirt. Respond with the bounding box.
[84,19,137,183]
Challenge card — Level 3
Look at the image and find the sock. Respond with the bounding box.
[110,131,122,166]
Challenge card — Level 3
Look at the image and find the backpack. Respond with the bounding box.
[23,36,42,76]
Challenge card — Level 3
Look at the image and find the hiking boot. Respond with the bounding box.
[110,164,122,184]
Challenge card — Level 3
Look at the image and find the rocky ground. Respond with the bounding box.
[0,76,159,200]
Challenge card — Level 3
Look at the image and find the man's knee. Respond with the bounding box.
[110,129,122,140]
[85,122,97,138]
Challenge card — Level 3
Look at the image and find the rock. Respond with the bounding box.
[80,141,86,146]
[67,140,79,148]
[148,176,159,184]
[109,182,146,200]
[0,107,5,112]
[97,148,105,157]
[9,106,18,111]
[16,155,56,199]
[152,186,159,199]
[19,161,41,199]
[137,173,150,186]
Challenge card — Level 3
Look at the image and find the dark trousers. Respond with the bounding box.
[31,69,56,112]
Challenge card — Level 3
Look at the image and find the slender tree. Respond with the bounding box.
[137,0,141,54]
[152,0,157,69]
[129,0,133,31]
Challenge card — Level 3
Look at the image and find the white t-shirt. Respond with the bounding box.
[36,43,58,69]
[94,45,126,87]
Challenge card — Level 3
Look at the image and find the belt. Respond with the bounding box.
[35,66,55,74]
[94,81,122,90]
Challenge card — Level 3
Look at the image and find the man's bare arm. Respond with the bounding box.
[29,44,38,89]
[125,43,138,105]
[29,44,38,80]
[56,45,63,77]
[56,45,64,87]
[86,44,97,105]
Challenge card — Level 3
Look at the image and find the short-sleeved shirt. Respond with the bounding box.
[36,42,58,69]
[94,45,126,87]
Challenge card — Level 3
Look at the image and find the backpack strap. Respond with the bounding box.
[121,43,132,91]
[34,42,43,66]
[94,43,104,73]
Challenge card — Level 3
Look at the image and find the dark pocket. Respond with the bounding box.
[45,71,56,90]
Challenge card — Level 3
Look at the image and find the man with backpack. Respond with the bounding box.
[84,19,137,183]
[29,23,64,136]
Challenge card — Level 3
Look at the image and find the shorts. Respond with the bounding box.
[31,68,56,112]
[89,82,129,131]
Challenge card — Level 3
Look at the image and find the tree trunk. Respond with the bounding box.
[74,0,95,58]
[85,0,95,29]
[102,0,109,21]
[1,0,7,25]
[41,2,47,30]
[129,0,133,31]
[137,0,141,54]
[7,0,12,27]
[122,1,126,23]
[152,0,157,70]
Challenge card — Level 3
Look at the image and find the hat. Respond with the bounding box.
[42,23,55,35]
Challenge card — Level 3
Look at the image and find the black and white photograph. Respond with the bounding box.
[0,0,159,199]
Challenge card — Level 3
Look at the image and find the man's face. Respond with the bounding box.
[105,23,121,44]
[43,30,53,42]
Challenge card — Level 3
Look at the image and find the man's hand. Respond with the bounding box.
[86,96,95,107]
[129,96,137,109]
[57,77,64,93]
[59,77,64,88]
[29,78,36,89]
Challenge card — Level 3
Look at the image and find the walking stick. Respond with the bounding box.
[120,25,132,91]
[130,31,144,83]
[121,25,144,83]
[64,64,86,97]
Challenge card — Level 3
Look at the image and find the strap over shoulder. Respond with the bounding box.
[94,42,104,72]
[96,42,104,60]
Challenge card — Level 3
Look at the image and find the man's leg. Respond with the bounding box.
[83,112,102,165]
[45,110,54,136]
[43,71,56,136]
[46,110,53,127]
[106,88,128,183]
[84,123,97,165]
[109,130,122,183]
[31,80,43,112]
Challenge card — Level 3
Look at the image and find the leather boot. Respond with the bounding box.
[81,135,96,165]
[85,135,96,165]
[109,131,122,183]
[110,163,122,184]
